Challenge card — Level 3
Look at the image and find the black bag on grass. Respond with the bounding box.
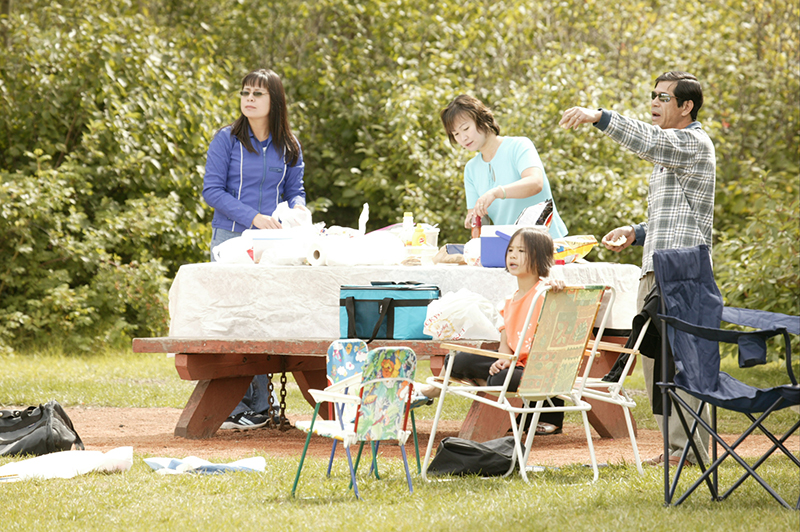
[427,436,516,477]
[0,400,84,457]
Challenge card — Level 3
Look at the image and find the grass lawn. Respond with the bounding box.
[1,348,798,531]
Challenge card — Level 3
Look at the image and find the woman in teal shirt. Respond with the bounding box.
[440,94,568,238]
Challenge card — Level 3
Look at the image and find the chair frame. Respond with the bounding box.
[421,285,612,483]
[322,340,424,476]
[575,318,652,474]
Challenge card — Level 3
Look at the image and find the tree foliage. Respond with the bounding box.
[0,0,797,355]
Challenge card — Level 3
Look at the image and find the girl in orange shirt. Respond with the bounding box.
[419,227,565,434]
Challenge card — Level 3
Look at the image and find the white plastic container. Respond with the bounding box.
[245,227,315,265]
[424,227,440,248]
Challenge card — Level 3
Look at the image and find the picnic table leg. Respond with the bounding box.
[582,340,638,439]
[175,376,252,439]
[292,368,331,421]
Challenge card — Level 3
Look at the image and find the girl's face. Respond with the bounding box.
[240,84,271,121]
[450,114,488,152]
[506,235,531,277]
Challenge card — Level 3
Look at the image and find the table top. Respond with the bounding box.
[133,337,496,357]
[167,262,641,339]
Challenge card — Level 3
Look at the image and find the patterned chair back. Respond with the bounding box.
[356,347,416,441]
[326,339,369,424]
[517,287,604,400]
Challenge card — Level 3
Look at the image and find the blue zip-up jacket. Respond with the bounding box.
[203,125,306,233]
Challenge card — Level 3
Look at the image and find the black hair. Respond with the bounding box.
[229,68,301,166]
[505,227,554,278]
[655,71,704,121]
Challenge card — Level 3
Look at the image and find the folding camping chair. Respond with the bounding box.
[653,245,800,509]
[292,346,417,500]
[421,285,611,483]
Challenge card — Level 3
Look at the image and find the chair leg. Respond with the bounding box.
[421,381,450,481]
[721,417,800,504]
[410,410,421,474]
[670,391,797,509]
[517,406,543,482]
[291,403,321,497]
[327,440,338,478]
[580,409,599,483]
[371,441,381,479]
[622,405,643,475]
[669,393,718,503]
[344,444,361,500]
[400,444,414,493]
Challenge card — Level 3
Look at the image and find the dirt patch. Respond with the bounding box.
[62,406,792,467]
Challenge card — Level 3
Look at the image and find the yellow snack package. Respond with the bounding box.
[553,235,598,264]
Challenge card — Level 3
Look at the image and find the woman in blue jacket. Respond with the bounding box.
[202,68,306,430]
[203,68,307,256]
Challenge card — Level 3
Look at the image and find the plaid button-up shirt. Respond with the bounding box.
[595,110,716,277]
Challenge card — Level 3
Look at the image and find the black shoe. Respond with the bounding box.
[220,411,269,431]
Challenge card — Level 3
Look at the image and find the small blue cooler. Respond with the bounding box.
[479,225,516,267]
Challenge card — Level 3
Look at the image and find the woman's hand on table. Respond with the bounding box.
[602,226,634,252]
[252,213,282,229]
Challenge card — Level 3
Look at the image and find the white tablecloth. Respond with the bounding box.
[168,262,641,339]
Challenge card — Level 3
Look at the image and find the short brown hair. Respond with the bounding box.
[505,227,553,278]
[440,94,500,146]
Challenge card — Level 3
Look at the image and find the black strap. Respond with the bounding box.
[367,297,394,343]
[345,296,357,339]
[345,296,396,343]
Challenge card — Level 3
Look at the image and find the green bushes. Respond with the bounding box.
[0,0,797,354]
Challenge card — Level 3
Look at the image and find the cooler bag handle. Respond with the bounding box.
[345,296,395,343]
[368,297,394,343]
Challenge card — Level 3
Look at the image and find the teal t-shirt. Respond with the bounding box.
[464,136,568,238]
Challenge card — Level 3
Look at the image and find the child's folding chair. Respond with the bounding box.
[292,346,417,500]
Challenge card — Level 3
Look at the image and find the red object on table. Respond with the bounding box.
[471,215,481,239]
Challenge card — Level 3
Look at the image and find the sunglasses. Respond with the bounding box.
[651,91,674,103]
[239,90,268,98]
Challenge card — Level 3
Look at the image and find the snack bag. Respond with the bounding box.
[553,235,598,264]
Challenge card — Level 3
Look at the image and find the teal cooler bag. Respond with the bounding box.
[340,282,440,342]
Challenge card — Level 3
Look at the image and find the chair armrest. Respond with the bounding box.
[325,373,362,393]
[308,389,360,404]
[439,342,515,360]
[722,307,800,335]
[586,339,639,355]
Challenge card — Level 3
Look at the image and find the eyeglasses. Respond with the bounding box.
[239,90,268,98]
[488,164,496,183]
[651,91,674,103]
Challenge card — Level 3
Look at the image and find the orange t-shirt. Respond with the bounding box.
[499,279,545,368]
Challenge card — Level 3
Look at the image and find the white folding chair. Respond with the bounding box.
[421,285,612,483]
[574,318,651,474]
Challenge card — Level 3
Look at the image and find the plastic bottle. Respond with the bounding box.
[411,223,427,246]
[402,212,414,245]
[471,215,482,240]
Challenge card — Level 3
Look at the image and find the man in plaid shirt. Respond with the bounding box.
[559,71,714,468]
